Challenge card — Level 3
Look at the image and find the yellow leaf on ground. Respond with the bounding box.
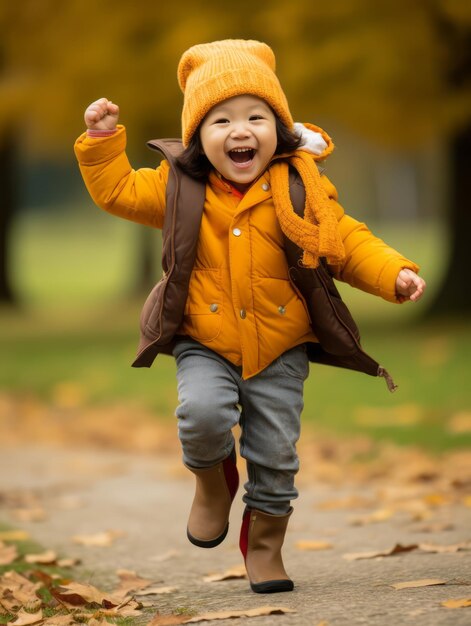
[350,508,394,526]
[72,530,124,547]
[113,569,154,597]
[343,543,418,560]
[447,411,471,434]
[11,508,47,522]
[0,530,30,541]
[203,564,247,582]
[51,581,123,608]
[441,597,471,609]
[391,578,447,590]
[7,609,43,626]
[42,615,77,626]
[295,540,333,551]
[0,541,18,565]
[25,550,57,564]
[57,557,81,568]
[184,606,296,623]
[134,586,178,596]
[419,541,471,554]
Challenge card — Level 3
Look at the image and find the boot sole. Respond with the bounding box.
[187,523,229,548]
[250,579,294,593]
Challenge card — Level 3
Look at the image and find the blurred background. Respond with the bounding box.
[1,0,470,452]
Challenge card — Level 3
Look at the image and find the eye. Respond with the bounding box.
[249,115,264,121]
[213,118,229,124]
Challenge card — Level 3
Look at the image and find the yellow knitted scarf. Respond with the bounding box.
[270,150,345,268]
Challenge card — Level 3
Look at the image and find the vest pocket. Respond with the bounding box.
[183,268,223,342]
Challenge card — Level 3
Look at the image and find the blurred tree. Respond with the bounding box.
[0,0,470,314]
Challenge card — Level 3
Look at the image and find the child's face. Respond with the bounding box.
[200,95,277,192]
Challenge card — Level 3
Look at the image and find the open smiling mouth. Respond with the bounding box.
[228,148,256,165]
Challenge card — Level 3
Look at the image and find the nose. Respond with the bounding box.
[230,121,251,139]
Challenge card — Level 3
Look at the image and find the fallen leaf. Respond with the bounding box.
[57,557,81,568]
[391,578,447,590]
[147,606,296,626]
[25,550,57,564]
[11,508,47,522]
[184,606,296,623]
[149,550,180,562]
[419,541,471,554]
[203,564,247,582]
[42,615,77,626]
[415,522,454,533]
[447,411,471,434]
[0,571,42,610]
[0,530,30,541]
[316,495,374,510]
[441,597,471,609]
[7,609,43,626]
[295,540,333,551]
[463,496,471,508]
[343,543,418,561]
[0,540,18,565]
[134,586,178,596]
[113,569,154,597]
[51,581,123,608]
[350,509,394,526]
[72,530,124,547]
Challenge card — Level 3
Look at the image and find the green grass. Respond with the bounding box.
[1,208,470,452]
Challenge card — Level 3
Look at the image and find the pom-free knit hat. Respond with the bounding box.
[178,39,294,146]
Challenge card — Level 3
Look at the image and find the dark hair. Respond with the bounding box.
[176,115,302,181]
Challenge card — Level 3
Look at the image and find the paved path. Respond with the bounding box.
[1,444,470,626]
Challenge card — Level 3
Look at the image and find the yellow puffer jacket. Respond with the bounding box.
[74,125,419,379]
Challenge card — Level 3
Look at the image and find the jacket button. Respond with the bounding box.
[261,183,269,191]
[209,303,218,312]
[278,305,286,315]
[232,228,241,237]
[240,309,247,319]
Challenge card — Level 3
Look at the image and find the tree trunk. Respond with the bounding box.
[0,131,17,304]
[428,123,471,316]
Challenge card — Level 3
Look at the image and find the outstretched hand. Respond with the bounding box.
[395,268,426,303]
[84,98,119,130]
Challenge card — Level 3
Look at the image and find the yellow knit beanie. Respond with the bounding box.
[178,39,294,146]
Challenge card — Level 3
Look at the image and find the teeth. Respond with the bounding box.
[231,148,252,152]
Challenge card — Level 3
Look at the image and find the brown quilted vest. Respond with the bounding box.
[132,139,397,392]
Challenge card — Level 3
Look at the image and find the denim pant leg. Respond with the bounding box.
[173,339,241,468]
[238,345,309,515]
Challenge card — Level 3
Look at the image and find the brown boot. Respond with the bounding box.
[239,507,294,593]
[186,448,239,548]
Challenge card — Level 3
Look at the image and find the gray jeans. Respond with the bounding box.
[173,338,309,515]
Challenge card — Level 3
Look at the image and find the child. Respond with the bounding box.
[74,39,425,594]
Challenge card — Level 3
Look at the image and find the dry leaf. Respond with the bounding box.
[184,606,296,623]
[147,606,296,626]
[0,530,30,541]
[295,540,333,551]
[113,569,154,597]
[391,578,447,590]
[51,581,123,608]
[343,543,418,561]
[72,530,124,547]
[25,550,57,565]
[11,508,47,522]
[448,411,471,434]
[419,541,471,554]
[0,541,18,565]
[7,609,43,626]
[149,550,180,562]
[203,564,247,582]
[42,615,77,626]
[463,496,471,508]
[0,571,42,610]
[350,508,394,526]
[134,586,178,596]
[57,557,81,568]
[441,597,471,609]
[415,522,454,533]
